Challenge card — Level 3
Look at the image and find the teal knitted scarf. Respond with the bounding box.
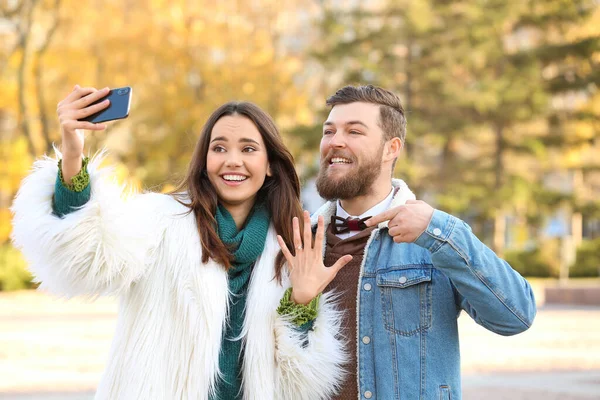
[212,200,270,400]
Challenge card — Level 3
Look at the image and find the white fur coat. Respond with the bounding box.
[10,153,347,400]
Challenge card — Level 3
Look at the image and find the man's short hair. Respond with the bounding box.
[326,85,407,145]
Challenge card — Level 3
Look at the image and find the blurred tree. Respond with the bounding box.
[1,0,599,286]
[311,0,599,256]
[517,0,600,276]
[0,0,317,245]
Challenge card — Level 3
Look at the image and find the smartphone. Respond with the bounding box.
[79,86,132,123]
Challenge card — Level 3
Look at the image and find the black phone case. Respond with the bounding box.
[79,86,132,123]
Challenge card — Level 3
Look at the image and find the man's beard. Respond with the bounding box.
[316,147,383,201]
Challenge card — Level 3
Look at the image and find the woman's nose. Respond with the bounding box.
[224,154,243,168]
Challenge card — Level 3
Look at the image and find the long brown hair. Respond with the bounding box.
[171,101,302,281]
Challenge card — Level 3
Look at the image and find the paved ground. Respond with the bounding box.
[0,290,599,399]
[463,370,600,399]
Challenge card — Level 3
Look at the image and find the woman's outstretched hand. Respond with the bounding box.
[277,211,352,305]
[57,85,110,183]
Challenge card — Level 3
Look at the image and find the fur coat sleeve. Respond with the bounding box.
[10,152,162,298]
[273,291,348,400]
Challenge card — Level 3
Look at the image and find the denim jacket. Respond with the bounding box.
[311,180,536,400]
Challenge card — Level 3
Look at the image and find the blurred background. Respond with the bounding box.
[0,0,599,399]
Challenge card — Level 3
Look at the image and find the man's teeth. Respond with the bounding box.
[331,157,351,164]
[223,175,247,181]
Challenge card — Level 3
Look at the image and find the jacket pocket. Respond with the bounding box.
[439,385,451,400]
[376,266,433,336]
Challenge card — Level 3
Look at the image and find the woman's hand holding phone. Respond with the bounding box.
[57,85,110,183]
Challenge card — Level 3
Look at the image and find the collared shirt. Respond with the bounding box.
[335,188,394,240]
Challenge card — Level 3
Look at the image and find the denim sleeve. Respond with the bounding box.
[414,210,536,336]
[53,158,91,218]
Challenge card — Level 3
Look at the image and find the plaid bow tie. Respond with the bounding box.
[331,215,371,234]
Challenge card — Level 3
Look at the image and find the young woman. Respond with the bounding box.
[11,86,352,400]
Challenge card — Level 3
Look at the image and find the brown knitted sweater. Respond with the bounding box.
[324,223,375,400]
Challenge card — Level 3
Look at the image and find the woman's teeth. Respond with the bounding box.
[223,175,247,181]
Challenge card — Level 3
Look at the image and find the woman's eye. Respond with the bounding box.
[350,130,361,135]
[323,130,334,135]
[212,145,226,152]
[243,146,256,152]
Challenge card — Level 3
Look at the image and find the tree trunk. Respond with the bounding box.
[34,0,61,155]
[492,122,506,255]
[403,37,413,159]
[439,135,455,190]
[16,0,40,158]
[34,57,53,155]
[571,169,584,248]
[493,212,506,258]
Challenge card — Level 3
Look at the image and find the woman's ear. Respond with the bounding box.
[267,163,273,177]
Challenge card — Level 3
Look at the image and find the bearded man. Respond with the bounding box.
[307,85,536,400]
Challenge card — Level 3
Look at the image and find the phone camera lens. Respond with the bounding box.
[117,88,128,95]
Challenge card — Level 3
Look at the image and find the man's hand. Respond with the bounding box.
[365,199,435,243]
